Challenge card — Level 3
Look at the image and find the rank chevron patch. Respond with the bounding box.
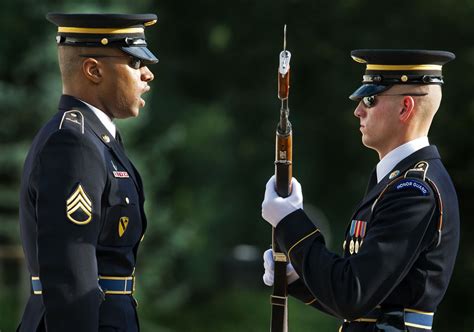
[66,184,92,225]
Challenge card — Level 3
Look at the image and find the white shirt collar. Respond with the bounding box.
[79,100,116,138]
[376,137,429,183]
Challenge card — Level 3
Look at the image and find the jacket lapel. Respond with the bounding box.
[58,95,140,189]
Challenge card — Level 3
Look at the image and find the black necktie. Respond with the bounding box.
[364,168,378,196]
[115,129,124,149]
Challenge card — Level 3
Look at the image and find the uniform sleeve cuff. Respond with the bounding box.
[275,209,321,260]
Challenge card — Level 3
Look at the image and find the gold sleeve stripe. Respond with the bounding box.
[99,276,133,280]
[287,229,320,260]
[354,318,377,323]
[405,322,432,329]
[58,27,144,34]
[366,64,442,71]
[103,290,133,295]
[305,298,317,305]
[405,308,434,315]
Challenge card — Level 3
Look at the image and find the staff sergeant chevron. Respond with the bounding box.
[66,184,93,225]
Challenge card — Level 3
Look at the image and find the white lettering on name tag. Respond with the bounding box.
[113,171,129,178]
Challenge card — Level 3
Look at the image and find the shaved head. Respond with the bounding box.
[388,84,442,115]
[58,46,123,88]
[57,46,83,85]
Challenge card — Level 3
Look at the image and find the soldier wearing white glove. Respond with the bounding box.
[261,175,303,227]
[262,248,300,286]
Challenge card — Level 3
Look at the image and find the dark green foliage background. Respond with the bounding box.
[0,0,473,331]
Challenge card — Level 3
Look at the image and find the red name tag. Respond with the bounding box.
[113,171,129,178]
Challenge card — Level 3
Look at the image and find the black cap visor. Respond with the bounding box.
[349,84,392,101]
[121,46,158,65]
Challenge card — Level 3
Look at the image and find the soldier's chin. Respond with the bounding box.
[131,107,140,117]
[361,136,371,148]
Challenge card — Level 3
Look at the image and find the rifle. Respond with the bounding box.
[270,24,292,332]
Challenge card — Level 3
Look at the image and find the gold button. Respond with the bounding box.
[101,38,109,45]
[125,197,130,204]
[401,75,408,82]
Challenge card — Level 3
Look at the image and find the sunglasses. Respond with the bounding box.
[362,93,429,108]
[79,54,144,70]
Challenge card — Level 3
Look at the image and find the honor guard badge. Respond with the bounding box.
[66,184,92,225]
[118,217,129,237]
[395,179,429,196]
[349,220,367,254]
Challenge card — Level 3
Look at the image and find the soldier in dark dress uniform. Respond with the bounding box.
[262,50,460,331]
[17,13,158,332]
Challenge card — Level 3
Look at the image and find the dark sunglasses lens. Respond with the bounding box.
[130,58,142,69]
[363,96,376,108]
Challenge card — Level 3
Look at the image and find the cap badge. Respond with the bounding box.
[351,55,367,64]
[144,19,157,26]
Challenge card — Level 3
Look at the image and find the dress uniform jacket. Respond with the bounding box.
[18,95,147,332]
[275,146,460,331]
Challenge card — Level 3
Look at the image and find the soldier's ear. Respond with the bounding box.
[82,58,102,84]
[400,96,415,122]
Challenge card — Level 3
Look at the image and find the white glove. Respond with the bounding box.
[261,175,303,227]
[262,249,300,286]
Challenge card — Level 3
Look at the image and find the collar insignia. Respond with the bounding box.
[389,170,400,180]
[101,134,110,143]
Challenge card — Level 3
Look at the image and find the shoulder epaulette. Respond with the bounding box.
[404,161,429,181]
[59,110,85,134]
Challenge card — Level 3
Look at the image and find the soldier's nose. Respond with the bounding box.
[354,103,365,118]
